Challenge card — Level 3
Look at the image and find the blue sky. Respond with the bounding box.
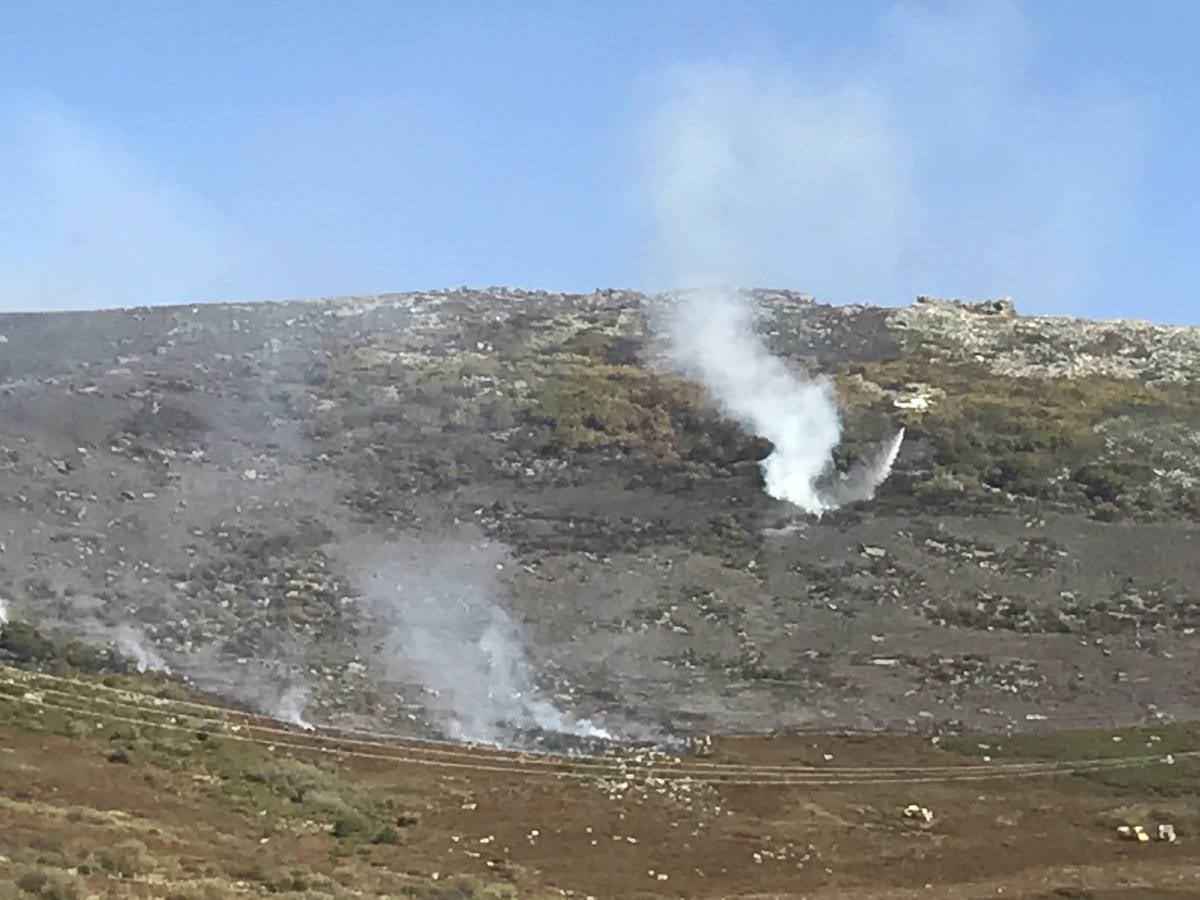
[1,1,1196,322]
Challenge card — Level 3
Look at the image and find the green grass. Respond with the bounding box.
[0,623,392,839]
[527,360,698,455]
[835,359,1200,517]
[942,722,1200,795]
[312,324,1200,519]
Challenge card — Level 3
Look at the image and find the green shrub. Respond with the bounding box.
[1072,463,1133,504]
[14,870,78,900]
[371,825,400,845]
[1091,501,1123,522]
[263,866,313,893]
[330,812,372,838]
[0,622,55,663]
[16,871,48,895]
[94,838,156,877]
[401,877,482,899]
[164,881,229,900]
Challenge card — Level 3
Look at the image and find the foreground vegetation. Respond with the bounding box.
[5,617,1200,898]
[0,621,526,898]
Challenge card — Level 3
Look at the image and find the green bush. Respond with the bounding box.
[371,825,400,845]
[330,812,372,838]
[401,877,482,899]
[94,838,156,877]
[165,881,229,900]
[1072,463,1133,504]
[262,866,313,893]
[15,872,48,895]
[0,622,56,663]
[13,870,79,900]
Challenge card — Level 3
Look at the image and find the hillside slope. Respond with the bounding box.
[1,289,1199,740]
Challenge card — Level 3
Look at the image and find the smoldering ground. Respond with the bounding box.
[48,526,626,749]
[333,531,614,747]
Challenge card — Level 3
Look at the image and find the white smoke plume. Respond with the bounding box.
[819,426,906,510]
[637,4,1150,507]
[110,625,171,674]
[340,533,611,746]
[0,597,8,626]
[274,685,315,731]
[662,288,902,514]
[170,643,323,729]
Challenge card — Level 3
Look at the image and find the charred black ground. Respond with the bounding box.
[2,289,1199,742]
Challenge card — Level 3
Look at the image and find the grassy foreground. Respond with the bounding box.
[4,628,1200,900]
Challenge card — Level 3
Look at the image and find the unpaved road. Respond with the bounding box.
[2,693,1199,899]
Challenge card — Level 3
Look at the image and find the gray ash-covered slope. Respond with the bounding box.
[2,288,1200,739]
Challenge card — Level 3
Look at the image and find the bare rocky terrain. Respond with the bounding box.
[2,289,1200,744]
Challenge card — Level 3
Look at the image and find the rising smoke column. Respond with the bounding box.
[339,533,611,746]
[275,685,315,731]
[663,287,901,515]
[644,60,905,514]
[665,287,840,513]
[111,625,171,674]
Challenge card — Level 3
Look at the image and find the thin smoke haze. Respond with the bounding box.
[0,96,253,312]
[110,625,171,675]
[275,685,315,731]
[639,4,1143,314]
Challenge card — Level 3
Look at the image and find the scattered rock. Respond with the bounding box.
[1117,824,1151,843]
[903,805,934,825]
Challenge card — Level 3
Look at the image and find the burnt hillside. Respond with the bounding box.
[2,289,1199,739]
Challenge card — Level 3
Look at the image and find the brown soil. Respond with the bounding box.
[3,715,1199,898]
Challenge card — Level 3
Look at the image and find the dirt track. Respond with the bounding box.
[4,723,1199,898]
[3,667,1200,898]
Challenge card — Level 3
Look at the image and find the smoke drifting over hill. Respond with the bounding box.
[640,4,1143,315]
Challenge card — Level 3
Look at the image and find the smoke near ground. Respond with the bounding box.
[818,427,906,510]
[274,685,315,731]
[108,625,170,675]
[338,533,611,746]
[662,288,839,512]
